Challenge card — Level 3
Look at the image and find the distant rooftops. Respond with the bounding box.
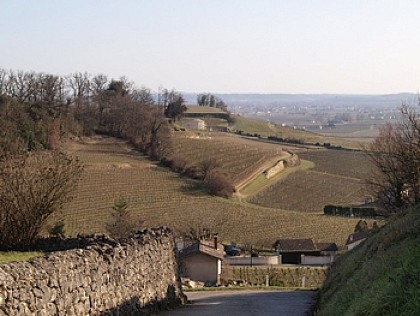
[274,238,338,252]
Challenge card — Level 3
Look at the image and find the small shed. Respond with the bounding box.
[181,119,207,131]
[274,238,319,264]
[179,238,224,284]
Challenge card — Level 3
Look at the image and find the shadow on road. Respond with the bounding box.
[160,290,316,316]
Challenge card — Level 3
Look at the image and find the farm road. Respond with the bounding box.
[160,290,316,316]
[235,152,291,194]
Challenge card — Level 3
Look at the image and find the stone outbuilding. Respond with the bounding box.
[179,238,224,284]
[181,118,207,131]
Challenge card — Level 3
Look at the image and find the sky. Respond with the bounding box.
[1,0,419,94]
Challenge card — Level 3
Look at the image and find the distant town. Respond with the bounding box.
[185,93,417,140]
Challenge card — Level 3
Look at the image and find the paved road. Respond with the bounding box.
[160,290,316,316]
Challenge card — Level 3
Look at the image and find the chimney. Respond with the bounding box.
[213,235,218,250]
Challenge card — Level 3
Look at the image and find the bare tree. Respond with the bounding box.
[197,93,228,111]
[365,104,420,212]
[131,87,155,104]
[205,169,235,198]
[164,92,187,121]
[0,151,83,250]
[0,68,7,95]
[199,158,221,180]
[67,72,91,108]
[147,105,172,160]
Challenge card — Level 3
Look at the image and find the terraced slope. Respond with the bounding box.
[170,133,289,185]
[249,149,371,213]
[58,136,366,248]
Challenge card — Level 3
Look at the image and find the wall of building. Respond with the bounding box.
[301,255,335,265]
[225,255,281,266]
[181,253,219,283]
[0,228,186,315]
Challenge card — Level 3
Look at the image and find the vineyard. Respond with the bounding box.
[298,149,373,180]
[249,149,372,212]
[170,133,289,185]
[57,136,369,249]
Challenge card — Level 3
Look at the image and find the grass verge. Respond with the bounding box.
[240,159,315,197]
[315,207,420,316]
[0,251,44,264]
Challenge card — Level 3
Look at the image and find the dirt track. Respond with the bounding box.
[234,152,291,193]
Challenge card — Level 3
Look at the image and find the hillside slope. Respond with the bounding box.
[232,115,361,149]
[315,207,420,315]
[59,136,364,248]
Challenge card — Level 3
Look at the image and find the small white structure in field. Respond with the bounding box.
[181,119,207,131]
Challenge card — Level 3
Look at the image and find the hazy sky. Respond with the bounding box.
[1,0,419,94]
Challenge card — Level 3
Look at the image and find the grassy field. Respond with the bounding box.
[186,106,227,114]
[57,136,369,249]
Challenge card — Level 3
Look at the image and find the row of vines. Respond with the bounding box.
[60,137,367,248]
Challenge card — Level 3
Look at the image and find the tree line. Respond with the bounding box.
[0,69,189,159]
[0,68,234,249]
[197,93,227,111]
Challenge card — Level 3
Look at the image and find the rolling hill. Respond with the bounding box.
[57,135,370,249]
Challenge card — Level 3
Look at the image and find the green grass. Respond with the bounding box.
[0,251,43,264]
[315,207,420,316]
[240,160,315,197]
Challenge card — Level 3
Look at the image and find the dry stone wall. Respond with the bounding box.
[0,227,185,315]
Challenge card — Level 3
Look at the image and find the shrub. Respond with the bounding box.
[106,197,143,239]
[205,169,235,198]
[169,154,188,173]
[0,151,83,250]
[184,165,205,180]
[49,221,66,237]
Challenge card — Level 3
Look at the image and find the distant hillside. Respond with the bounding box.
[60,136,364,249]
[183,93,417,108]
[315,207,420,315]
[232,115,360,149]
[185,106,227,114]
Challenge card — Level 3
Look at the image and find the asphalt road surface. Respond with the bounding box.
[160,290,316,316]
